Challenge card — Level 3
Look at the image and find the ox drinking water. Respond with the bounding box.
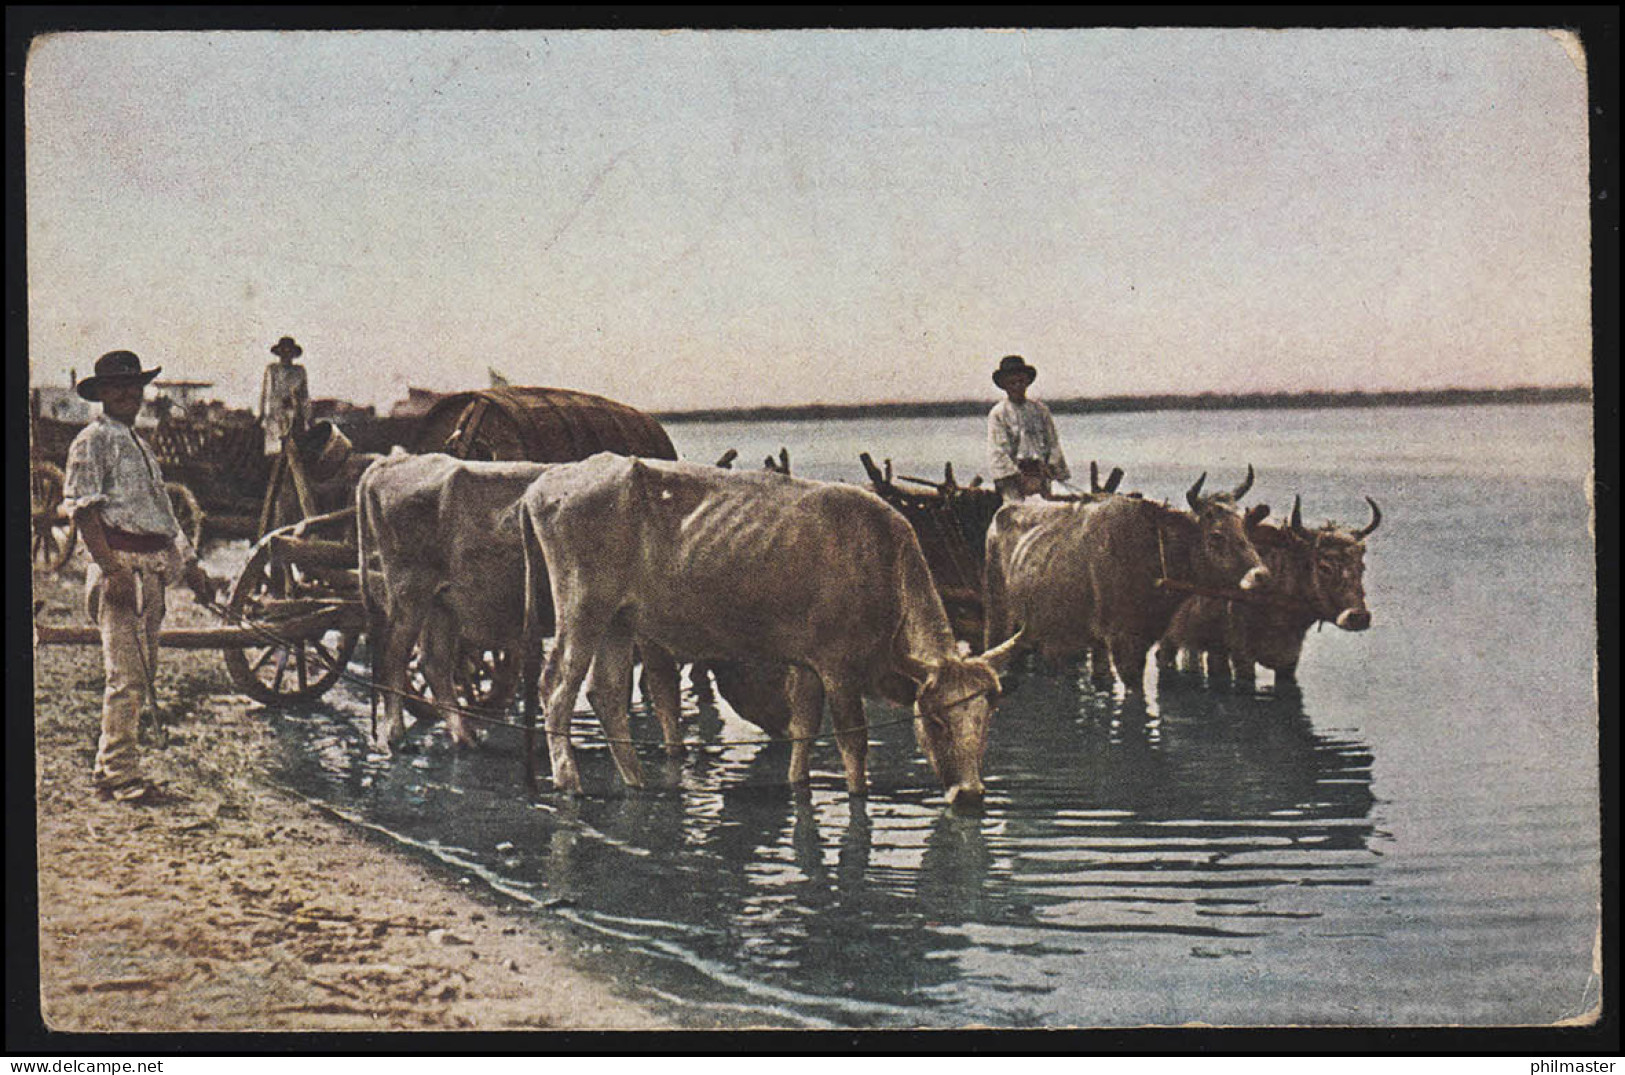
[519,454,1021,805]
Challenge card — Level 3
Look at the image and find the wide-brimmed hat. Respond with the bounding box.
[992,354,1037,389]
[76,350,162,401]
[270,336,303,360]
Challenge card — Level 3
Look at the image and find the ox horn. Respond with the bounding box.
[1105,466,1124,493]
[1290,494,1308,536]
[1090,460,1101,493]
[896,652,940,685]
[980,629,1025,675]
[1232,464,1255,501]
[1355,496,1382,539]
[1186,472,1208,510]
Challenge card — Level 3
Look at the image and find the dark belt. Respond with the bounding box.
[103,527,174,554]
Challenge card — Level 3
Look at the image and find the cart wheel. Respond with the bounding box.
[222,539,360,705]
[404,644,519,723]
[31,462,77,572]
[165,481,206,555]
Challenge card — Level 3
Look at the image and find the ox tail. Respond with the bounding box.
[353,470,380,735]
[982,538,1010,653]
[520,506,539,658]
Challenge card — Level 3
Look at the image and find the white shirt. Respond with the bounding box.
[987,397,1070,483]
[260,362,309,455]
[62,414,195,561]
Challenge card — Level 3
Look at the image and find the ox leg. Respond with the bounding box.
[1205,647,1234,685]
[1228,654,1256,687]
[538,632,600,795]
[827,678,869,797]
[639,643,685,758]
[374,600,430,753]
[785,666,826,788]
[585,631,645,790]
[421,613,480,748]
[1090,642,1116,688]
[1109,635,1153,696]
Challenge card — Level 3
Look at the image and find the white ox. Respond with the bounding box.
[356,452,684,753]
[519,454,1022,805]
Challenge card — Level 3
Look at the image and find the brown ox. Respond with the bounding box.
[519,454,1021,805]
[357,452,773,753]
[1159,496,1380,682]
[983,468,1271,693]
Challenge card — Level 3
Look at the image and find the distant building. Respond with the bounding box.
[388,387,450,420]
[32,384,91,424]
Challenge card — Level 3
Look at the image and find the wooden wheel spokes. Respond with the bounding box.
[31,461,76,572]
[223,539,359,706]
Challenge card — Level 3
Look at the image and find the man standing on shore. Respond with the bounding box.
[62,350,216,803]
[987,354,1071,501]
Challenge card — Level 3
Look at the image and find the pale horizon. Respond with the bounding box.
[25,28,1594,415]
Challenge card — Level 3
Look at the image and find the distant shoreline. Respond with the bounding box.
[654,385,1591,425]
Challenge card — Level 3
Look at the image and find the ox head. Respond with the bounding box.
[1286,495,1380,631]
[1184,466,1271,592]
[899,631,1024,809]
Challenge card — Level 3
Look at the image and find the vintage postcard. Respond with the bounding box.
[17,15,1606,1048]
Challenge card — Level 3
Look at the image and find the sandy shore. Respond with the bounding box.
[29,560,667,1034]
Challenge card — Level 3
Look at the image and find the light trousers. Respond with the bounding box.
[85,546,179,788]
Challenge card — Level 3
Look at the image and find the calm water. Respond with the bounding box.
[267,403,1598,1028]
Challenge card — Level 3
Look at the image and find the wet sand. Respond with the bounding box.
[29,562,666,1033]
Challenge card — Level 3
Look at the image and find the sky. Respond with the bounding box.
[24,27,1593,414]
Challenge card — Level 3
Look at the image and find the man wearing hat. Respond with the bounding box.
[260,335,310,457]
[62,350,217,802]
[987,354,1071,501]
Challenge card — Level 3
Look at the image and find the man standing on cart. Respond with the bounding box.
[62,350,217,803]
[987,354,1071,501]
[259,335,310,456]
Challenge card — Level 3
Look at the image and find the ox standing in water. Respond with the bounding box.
[1159,495,1380,683]
[519,454,1021,805]
[356,453,683,754]
[357,452,797,755]
[983,468,1271,694]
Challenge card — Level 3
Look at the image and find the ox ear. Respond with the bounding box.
[1245,503,1270,529]
[980,629,1025,674]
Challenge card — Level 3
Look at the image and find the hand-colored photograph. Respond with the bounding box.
[19,18,1603,1038]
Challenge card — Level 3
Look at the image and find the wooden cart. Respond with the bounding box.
[35,386,678,717]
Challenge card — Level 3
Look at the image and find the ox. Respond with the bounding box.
[1159,495,1380,682]
[518,454,1022,805]
[983,469,1271,693]
[357,452,698,754]
[357,452,796,754]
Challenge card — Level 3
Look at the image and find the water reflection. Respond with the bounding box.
[267,655,1379,1027]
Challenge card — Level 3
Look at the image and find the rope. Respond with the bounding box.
[199,597,923,750]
